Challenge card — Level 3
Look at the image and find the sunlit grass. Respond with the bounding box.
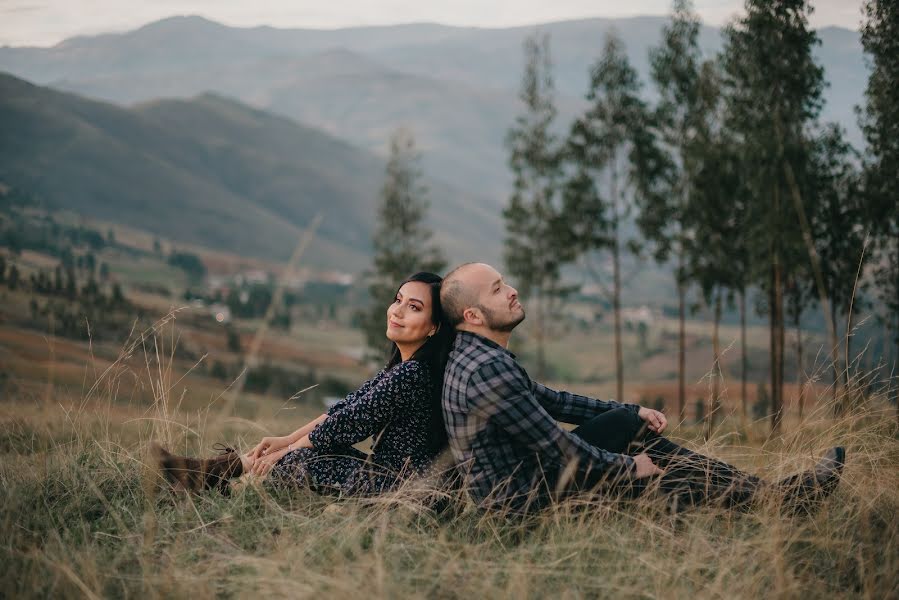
[1,317,896,598]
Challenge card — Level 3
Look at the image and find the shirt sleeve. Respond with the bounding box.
[531,381,639,425]
[470,359,635,480]
[309,362,425,450]
[325,369,384,416]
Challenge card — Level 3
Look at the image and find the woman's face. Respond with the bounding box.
[386,281,436,346]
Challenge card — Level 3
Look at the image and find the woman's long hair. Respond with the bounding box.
[385,271,453,451]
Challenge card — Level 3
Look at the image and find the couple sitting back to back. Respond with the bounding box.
[155,263,845,515]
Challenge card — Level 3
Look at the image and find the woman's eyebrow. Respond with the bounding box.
[407,297,424,305]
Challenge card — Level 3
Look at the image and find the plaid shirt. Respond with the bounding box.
[442,331,638,511]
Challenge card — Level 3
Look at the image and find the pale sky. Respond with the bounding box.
[0,0,866,47]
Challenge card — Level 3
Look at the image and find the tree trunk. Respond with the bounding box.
[612,220,624,404]
[845,308,854,401]
[740,288,748,421]
[831,302,841,413]
[774,259,785,433]
[678,258,687,422]
[611,169,624,404]
[535,291,546,380]
[706,291,722,441]
[770,184,784,434]
[795,309,805,421]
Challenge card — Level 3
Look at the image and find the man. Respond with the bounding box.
[440,263,844,514]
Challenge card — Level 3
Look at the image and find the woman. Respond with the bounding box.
[153,272,453,497]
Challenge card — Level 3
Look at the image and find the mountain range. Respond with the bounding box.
[0,15,869,272]
[0,73,500,270]
[0,15,867,197]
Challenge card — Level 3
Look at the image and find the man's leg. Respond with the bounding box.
[568,407,652,497]
[639,433,764,509]
[571,408,762,508]
[570,407,643,453]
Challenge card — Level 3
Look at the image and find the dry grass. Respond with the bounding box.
[1,317,897,599]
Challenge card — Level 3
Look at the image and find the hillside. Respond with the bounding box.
[0,16,867,197]
[0,73,501,270]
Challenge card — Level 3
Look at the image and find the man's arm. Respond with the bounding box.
[531,381,639,425]
[470,361,635,481]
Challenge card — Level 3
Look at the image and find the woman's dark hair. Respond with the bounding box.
[385,271,453,451]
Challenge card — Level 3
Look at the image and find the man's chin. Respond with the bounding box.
[494,312,525,333]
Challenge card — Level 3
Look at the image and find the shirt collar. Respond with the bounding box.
[455,330,517,359]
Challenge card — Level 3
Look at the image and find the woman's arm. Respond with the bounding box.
[249,413,327,459]
[306,361,425,451]
[288,414,328,443]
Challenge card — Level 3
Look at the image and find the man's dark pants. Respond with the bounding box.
[569,408,763,508]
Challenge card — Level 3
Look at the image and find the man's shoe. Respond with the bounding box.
[151,442,243,496]
[777,446,845,515]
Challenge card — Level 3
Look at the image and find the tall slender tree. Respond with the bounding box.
[681,55,762,436]
[807,125,868,405]
[642,0,705,421]
[858,0,899,416]
[363,129,446,360]
[720,0,826,432]
[504,33,575,379]
[565,32,659,403]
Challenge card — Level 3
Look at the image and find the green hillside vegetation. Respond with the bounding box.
[0,73,501,270]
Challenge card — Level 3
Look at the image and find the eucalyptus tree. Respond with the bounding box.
[720,0,828,432]
[504,33,575,379]
[807,125,868,404]
[565,31,663,403]
[681,60,749,437]
[642,0,709,420]
[859,0,899,414]
[363,129,446,360]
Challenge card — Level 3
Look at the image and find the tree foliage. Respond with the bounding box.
[859,0,899,355]
[362,129,446,360]
[504,33,575,379]
[564,31,662,402]
[720,0,826,431]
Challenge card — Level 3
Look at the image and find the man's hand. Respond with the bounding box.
[637,406,668,434]
[632,452,664,478]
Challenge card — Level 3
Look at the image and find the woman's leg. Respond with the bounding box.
[266,446,375,495]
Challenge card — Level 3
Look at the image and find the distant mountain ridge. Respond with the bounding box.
[0,73,501,270]
[0,15,867,201]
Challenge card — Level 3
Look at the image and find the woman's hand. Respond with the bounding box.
[250,435,291,460]
[637,406,668,434]
[250,446,292,477]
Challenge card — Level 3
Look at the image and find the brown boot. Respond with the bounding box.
[151,442,243,496]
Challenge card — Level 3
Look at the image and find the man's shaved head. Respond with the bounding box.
[441,263,525,335]
[440,262,480,326]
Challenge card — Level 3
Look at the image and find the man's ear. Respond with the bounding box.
[463,307,483,326]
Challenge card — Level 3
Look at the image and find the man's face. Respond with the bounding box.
[466,264,525,332]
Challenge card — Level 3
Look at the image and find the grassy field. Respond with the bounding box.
[2,230,897,598]
[1,317,897,599]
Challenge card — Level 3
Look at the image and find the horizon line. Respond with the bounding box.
[2,12,860,50]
